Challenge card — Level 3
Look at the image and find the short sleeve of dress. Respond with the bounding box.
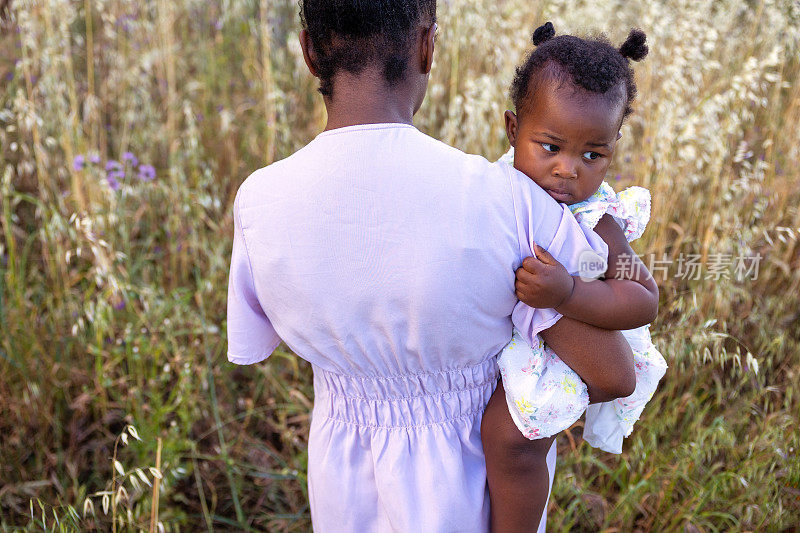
[570,182,652,243]
[615,186,651,242]
[226,188,281,365]
[504,163,609,345]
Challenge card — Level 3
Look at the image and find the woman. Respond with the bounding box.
[226,1,634,531]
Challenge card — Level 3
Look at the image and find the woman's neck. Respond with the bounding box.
[322,67,420,131]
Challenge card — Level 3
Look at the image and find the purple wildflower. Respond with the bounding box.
[107,176,120,191]
[5,72,12,82]
[122,151,139,167]
[138,164,156,182]
[117,15,134,32]
[114,299,126,310]
[614,174,621,181]
[73,154,86,171]
[214,19,223,31]
[89,154,101,164]
[108,169,125,180]
[106,160,122,171]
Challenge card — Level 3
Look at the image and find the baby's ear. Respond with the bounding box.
[504,110,519,147]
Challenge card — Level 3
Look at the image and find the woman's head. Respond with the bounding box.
[504,22,648,205]
[299,0,437,98]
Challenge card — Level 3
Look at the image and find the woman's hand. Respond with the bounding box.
[515,243,575,309]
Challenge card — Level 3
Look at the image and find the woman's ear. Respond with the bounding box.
[299,29,320,78]
[421,23,436,74]
[504,110,519,147]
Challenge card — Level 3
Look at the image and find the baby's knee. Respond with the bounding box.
[497,433,554,477]
[481,380,554,475]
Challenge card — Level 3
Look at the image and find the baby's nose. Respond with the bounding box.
[553,159,578,179]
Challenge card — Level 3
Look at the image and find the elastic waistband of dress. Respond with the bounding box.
[311,358,499,429]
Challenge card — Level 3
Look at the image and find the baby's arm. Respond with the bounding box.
[558,214,658,328]
[517,214,658,330]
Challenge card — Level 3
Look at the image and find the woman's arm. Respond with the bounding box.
[539,314,636,402]
[516,214,659,330]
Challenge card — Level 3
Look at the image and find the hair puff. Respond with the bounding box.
[618,29,648,61]
[532,22,555,46]
[510,24,649,121]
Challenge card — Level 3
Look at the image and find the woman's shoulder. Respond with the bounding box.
[236,127,518,213]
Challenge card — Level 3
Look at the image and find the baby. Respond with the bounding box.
[485,21,668,531]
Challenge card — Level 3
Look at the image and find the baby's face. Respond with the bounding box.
[506,81,624,205]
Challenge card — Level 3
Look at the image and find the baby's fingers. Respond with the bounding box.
[514,278,534,301]
[521,255,545,273]
[532,243,558,266]
[515,265,538,286]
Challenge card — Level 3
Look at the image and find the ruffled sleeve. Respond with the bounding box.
[570,182,651,243]
[503,163,609,345]
[497,147,515,166]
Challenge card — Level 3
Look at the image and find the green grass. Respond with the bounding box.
[1,0,799,531]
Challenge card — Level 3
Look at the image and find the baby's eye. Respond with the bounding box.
[541,143,559,153]
[583,151,602,160]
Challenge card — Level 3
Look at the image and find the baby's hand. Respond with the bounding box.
[515,243,575,309]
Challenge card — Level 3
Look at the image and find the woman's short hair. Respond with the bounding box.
[300,0,437,97]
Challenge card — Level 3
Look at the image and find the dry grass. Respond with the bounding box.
[1,0,799,531]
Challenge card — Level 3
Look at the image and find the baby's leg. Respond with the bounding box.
[482,378,557,533]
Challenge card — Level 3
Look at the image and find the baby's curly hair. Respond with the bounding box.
[299,0,437,98]
[510,22,648,122]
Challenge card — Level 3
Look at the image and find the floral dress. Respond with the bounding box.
[497,148,668,453]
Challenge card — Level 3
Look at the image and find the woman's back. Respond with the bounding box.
[231,123,528,373]
[226,123,599,531]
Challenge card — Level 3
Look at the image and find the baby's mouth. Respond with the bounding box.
[545,188,572,203]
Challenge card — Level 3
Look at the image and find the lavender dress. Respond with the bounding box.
[226,124,607,532]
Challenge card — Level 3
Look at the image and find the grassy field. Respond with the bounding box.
[1,0,799,531]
